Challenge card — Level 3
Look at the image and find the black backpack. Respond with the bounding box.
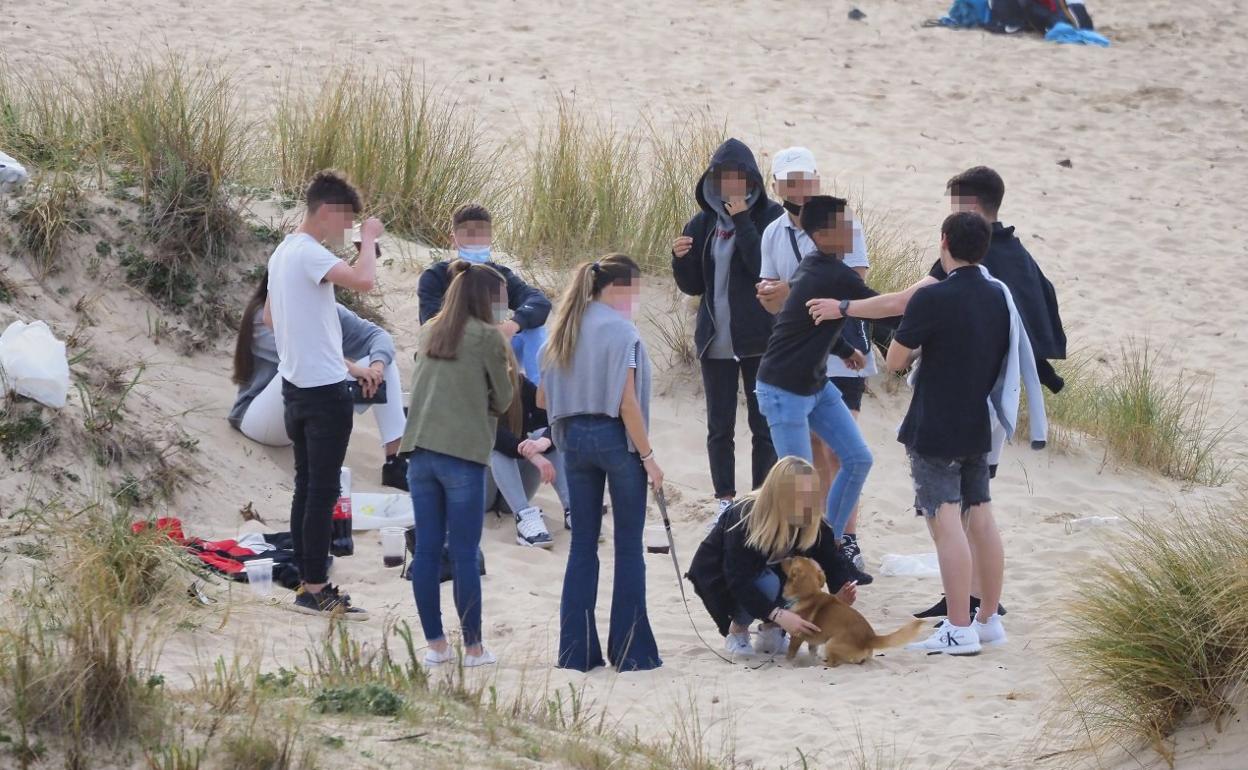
[989,0,1094,33]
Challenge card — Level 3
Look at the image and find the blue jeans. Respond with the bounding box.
[558,416,661,672]
[512,326,548,385]
[732,569,782,627]
[755,380,873,539]
[407,448,487,647]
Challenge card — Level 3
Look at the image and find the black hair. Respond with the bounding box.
[798,195,848,237]
[452,202,492,228]
[941,211,992,264]
[232,270,268,385]
[946,166,1005,217]
[305,170,362,215]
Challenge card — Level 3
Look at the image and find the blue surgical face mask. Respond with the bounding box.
[457,245,491,264]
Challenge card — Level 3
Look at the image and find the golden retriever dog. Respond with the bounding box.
[781,556,924,666]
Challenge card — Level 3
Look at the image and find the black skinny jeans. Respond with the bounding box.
[282,379,354,585]
[700,356,776,499]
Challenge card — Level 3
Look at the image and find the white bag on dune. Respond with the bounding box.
[0,320,71,408]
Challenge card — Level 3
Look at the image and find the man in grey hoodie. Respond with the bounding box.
[672,139,784,520]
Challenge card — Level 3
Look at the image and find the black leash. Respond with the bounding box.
[653,487,773,669]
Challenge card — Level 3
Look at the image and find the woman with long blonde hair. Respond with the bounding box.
[687,456,859,656]
[401,260,514,668]
[539,253,664,672]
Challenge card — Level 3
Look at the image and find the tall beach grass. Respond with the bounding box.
[1062,497,1248,766]
[274,69,497,248]
[504,98,723,271]
[1037,340,1233,485]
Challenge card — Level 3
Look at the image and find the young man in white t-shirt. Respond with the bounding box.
[755,147,875,582]
[266,170,382,618]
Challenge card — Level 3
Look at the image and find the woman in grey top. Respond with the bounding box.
[229,269,410,490]
[540,253,664,672]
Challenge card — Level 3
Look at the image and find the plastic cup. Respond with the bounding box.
[644,525,669,554]
[244,558,275,597]
[381,526,406,568]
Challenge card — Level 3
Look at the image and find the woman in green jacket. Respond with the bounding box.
[402,261,514,668]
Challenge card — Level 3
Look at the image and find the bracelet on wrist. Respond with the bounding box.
[639,449,654,462]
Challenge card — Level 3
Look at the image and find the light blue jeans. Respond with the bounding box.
[755,379,873,539]
[732,569,782,626]
[512,326,548,385]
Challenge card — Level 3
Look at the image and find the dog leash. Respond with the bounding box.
[653,487,772,669]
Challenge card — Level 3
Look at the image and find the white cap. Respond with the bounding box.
[771,147,818,180]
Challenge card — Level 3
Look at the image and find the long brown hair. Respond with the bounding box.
[543,253,641,370]
[737,456,821,560]
[232,270,269,385]
[503,345,524,436]
[424,260,505,359]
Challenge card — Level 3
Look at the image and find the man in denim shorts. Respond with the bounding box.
[885,212,1010,656]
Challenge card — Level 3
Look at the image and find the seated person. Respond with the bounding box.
[687,456,859,657]
[418,203,551,384]
[228,268,409,490]
[492,365,571,549]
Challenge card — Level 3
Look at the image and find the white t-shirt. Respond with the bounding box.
[267,233,349,388]
[760,212,878,378]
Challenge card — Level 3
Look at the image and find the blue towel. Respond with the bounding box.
[1044,21,1110,46]
[940,0,990,28]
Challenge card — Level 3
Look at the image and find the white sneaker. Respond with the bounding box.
[706,499,733,534]
[724,632,754,656]
[464,649,497,668]
[973,613,1007,646]
[515,507,554,548]
[906,620,982,656]
[753,624,787,655]
[424,647,454,666]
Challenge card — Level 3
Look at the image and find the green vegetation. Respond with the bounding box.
[1063,499,1248,766]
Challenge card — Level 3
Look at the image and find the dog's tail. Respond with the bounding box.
[870,618,926,650]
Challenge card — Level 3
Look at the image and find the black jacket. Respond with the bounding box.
[929,222,1066,390]
[672,139,784,359]
[493,377,553,458]
[685,500,854,637]
[418,260,551,330]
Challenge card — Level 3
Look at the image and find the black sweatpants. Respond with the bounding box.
[700,356,776,499]
[282,379,354,585]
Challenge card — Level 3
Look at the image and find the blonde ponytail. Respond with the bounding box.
[543,253,641,370]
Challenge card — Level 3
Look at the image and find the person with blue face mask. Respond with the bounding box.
[417,203,552,384]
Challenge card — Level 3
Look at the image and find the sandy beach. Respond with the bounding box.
[2,1,1247,768]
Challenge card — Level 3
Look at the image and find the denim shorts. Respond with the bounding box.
[907,450,991,518]
[828,377,866,412]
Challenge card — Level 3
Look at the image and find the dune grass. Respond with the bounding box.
[504,98,722,272]
[1035,340,1234,485]
[10,172,87,276]
[274,69,497,248]
[118,57,254,288]
[855,201,929,297]
[1062,498,1248,766]
[0,60,92,171]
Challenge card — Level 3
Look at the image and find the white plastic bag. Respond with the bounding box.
[0,150,30,193]
[879,552,942,578]
[0,320,71,407]
[350,492,414,530]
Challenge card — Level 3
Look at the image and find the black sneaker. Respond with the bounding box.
[382,455,409,492]
[841,534,866,571]
[850,564,874,586]
[291,584,369,621]
[914,594,1007,620]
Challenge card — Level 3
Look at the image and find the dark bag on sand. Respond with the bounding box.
[989,0,1094,33]
[401,526,486,583]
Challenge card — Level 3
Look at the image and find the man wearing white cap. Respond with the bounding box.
[756,147,875,580]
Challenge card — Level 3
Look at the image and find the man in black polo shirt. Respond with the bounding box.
[887,212,1009,656]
